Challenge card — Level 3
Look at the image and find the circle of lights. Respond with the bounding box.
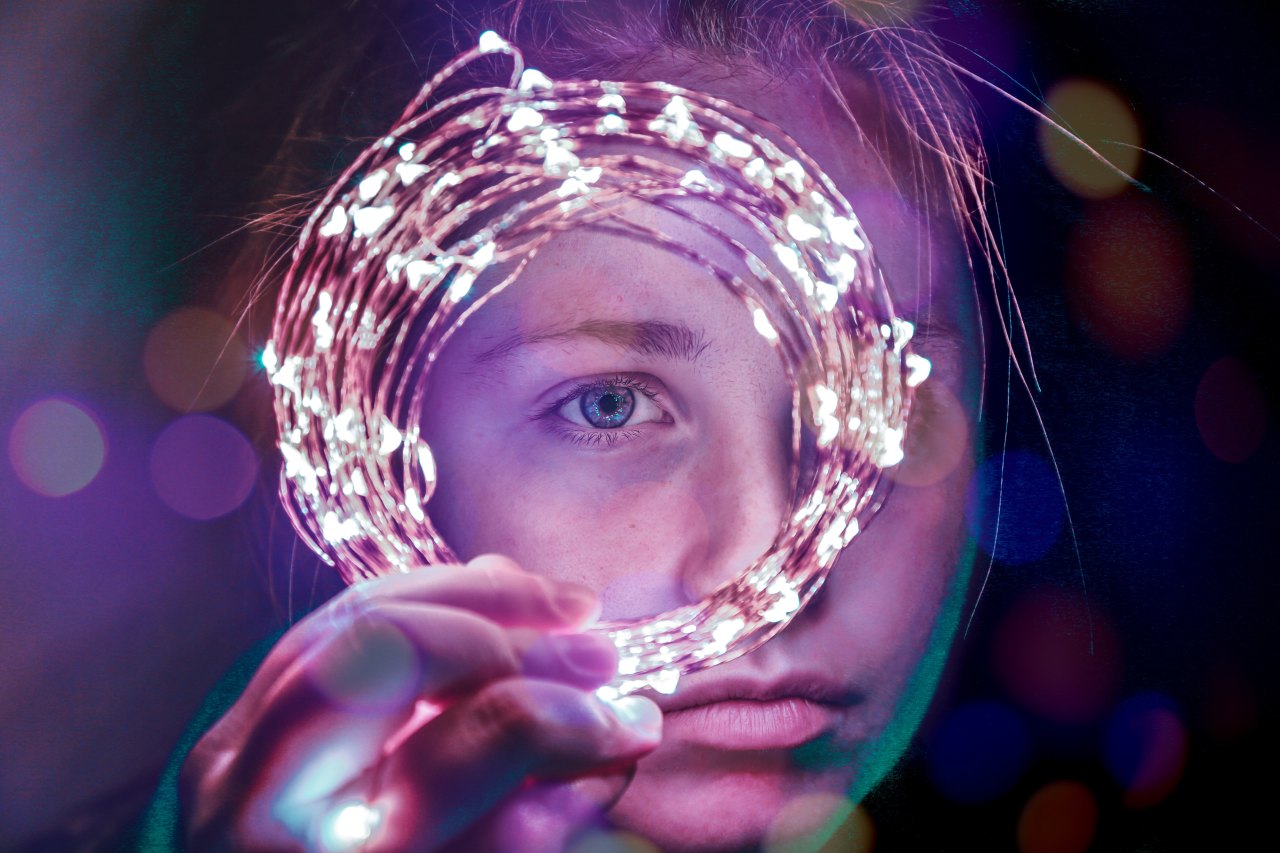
[268,32,928,696]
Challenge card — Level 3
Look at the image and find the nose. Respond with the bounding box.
[676,404,792,600]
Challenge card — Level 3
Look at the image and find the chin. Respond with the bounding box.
[606,747,856,851]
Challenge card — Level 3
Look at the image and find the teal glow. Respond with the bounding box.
[849,537,978,805]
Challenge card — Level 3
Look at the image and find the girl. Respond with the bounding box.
[149,2,992,849]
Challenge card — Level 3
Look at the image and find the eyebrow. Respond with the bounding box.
[474,319,713,366]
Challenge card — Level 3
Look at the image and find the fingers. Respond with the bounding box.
[365,680,661,850]
[226,554,601,719]
[518,630,619,690]
[233,603,619,775]
[410,679,660,788]
[183,555,630,850]
[357,554,601,631]
[189,601,623,842]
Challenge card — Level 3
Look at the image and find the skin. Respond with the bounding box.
[183,56,980,852]
[422,60,981,848]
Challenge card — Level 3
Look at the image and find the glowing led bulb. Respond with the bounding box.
[321,801,382,851]
[477,30,507,53]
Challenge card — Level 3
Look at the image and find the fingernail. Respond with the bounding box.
[466,553,522,574]
[551,633,618,683]
[600,695,663,738]
[554,584,601,626]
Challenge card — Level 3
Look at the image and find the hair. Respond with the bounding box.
[205,0,1007,383]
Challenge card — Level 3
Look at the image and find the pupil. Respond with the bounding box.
[580,386,634,428]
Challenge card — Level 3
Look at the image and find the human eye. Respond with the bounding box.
[535,373,673,449]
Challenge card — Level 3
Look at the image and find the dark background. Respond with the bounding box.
[1,1,1275,849]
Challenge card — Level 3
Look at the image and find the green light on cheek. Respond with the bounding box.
[848,537,977,804]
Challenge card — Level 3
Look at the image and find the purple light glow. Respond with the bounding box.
[7,398,106,497]
[149,415,257,520]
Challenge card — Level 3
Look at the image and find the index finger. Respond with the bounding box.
[356,554,600,631]
[229,555,601,722]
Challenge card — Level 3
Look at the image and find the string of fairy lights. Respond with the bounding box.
[266,31,928,697]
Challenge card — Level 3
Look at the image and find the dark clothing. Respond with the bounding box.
[131,631,283,851]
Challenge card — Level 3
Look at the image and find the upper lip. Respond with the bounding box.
[653,673,861,714]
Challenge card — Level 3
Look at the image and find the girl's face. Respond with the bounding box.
[421,62,979,849]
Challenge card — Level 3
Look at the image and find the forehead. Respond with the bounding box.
[452,58,974,355]
[450,201,773,373]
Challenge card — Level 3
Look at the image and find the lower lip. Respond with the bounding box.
[665,697,841,750]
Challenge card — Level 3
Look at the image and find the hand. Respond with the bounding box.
[180,555,662,851]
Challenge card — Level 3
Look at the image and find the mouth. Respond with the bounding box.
[655,675,859,752]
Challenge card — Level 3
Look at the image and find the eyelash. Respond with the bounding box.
[535,373,667,449]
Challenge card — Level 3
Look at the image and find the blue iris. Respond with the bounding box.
[580,386,635,428]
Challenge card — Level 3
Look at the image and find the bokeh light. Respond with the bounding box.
[1104,692,1188,808]
[307,615,422,715]
[965,451,1063,565]
[600,572,689,622]
[143,306,249,411]
[1016,780,1099,853]
[992,588,1122,724]
[149,414,257,520]
[7,398,106,497]
[926,700,1030,804]
[1038,78,1142,199]
[1066,195,1192,360]
[888,380,970,487]
[1195,357,1266,464]
[273,740,373,844]
[763,793,872,853]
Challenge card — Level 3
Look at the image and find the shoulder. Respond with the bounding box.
[129,629,286,852]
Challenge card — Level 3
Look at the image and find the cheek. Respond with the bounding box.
[826,342,979,671]
[435,454,714,599]
[820,452,974,685]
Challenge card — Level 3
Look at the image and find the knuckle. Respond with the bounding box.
[419,610,523,688]
[471,681,610,755]
[470,682,545,742]
[324,583,383,625]
[473,562,545,599]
